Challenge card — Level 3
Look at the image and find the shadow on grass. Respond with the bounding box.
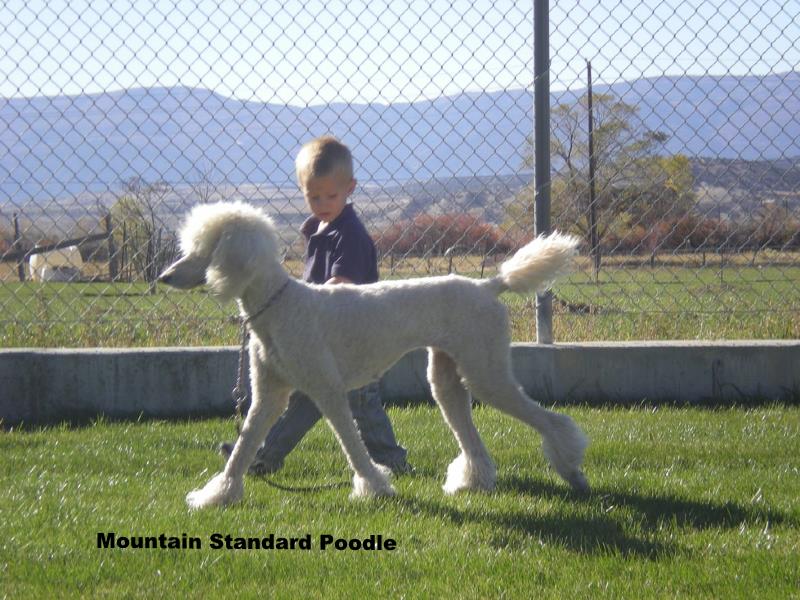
[384,473,797,559]
[396,494,675,559]
[501,474,795,530]
[237,462,666,558]
[185,463,796,559]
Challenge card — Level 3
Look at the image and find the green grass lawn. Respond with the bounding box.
[509,264,800,341]
[2,405,798,598]
[0,281,236,347]
[1,262,799,346]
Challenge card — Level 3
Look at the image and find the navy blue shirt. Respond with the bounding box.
[300,203,378,285]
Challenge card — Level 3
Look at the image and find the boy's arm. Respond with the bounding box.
[325,275,353,285]
[329,225,376,285]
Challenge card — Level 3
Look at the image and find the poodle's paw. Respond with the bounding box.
[541,415,590,493]
[442,453,496,495]
[375,463,394,479]
[565,469,591,494]
[186,472,244,509]
[350,469,396,499]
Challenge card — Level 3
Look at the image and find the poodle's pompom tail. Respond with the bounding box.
[492,232,579,295]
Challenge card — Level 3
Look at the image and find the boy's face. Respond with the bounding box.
[301,173,356,223]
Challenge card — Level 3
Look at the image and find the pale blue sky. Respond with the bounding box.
[1,0,798,104]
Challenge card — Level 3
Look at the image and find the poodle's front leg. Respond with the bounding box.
[318,395,396,499]
[186,363,290,510]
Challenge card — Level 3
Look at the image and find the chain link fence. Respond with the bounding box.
[1,1,798,347]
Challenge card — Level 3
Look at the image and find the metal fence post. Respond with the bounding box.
[534,0,553,344]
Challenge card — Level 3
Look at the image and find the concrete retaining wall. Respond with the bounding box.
[1,341,798,425]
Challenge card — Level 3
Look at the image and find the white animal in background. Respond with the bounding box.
[159,201,589,510]
[29,245,83,282]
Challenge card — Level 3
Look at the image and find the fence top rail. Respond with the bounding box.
[3,232,110,262]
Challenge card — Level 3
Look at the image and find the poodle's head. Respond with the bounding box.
[159,201,281,301]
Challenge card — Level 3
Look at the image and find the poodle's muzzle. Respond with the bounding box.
[158,255,208,289]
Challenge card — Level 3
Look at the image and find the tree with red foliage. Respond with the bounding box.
[375,213,511,258]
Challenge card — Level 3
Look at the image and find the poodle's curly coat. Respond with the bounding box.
[160,201,589,509]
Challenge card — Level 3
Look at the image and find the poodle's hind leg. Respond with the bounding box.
[428,349,496,494]
[318,395,396,499]
[459,354,589,493]
[498,383,588,492]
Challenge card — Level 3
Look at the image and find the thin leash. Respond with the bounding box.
[231,278,290,434]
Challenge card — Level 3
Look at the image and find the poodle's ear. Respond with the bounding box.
[205,229,262,301]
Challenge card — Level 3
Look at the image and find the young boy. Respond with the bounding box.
[220,136,410,475]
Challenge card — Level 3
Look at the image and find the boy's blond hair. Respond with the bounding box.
[295,136,354,188]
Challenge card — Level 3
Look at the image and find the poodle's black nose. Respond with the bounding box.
[158,271,173,285]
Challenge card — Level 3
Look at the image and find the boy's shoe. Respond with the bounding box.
[218,442,284,475]
[382,459,414,476]
[218,441,234,459]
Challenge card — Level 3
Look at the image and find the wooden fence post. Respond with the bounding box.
[105,213,118,281]
[121,222,128,282]
[13,213,25,282]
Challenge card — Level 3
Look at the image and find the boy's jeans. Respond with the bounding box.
[254,382,408,471]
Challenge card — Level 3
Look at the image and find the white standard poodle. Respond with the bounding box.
[159,201,589,509]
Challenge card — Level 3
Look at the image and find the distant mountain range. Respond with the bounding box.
[1,72,798,203]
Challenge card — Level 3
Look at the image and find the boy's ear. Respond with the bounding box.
[347,178,356,195]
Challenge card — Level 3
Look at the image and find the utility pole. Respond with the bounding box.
[587,60,600,281]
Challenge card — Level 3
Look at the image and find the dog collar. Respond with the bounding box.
[243,278,291,326]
